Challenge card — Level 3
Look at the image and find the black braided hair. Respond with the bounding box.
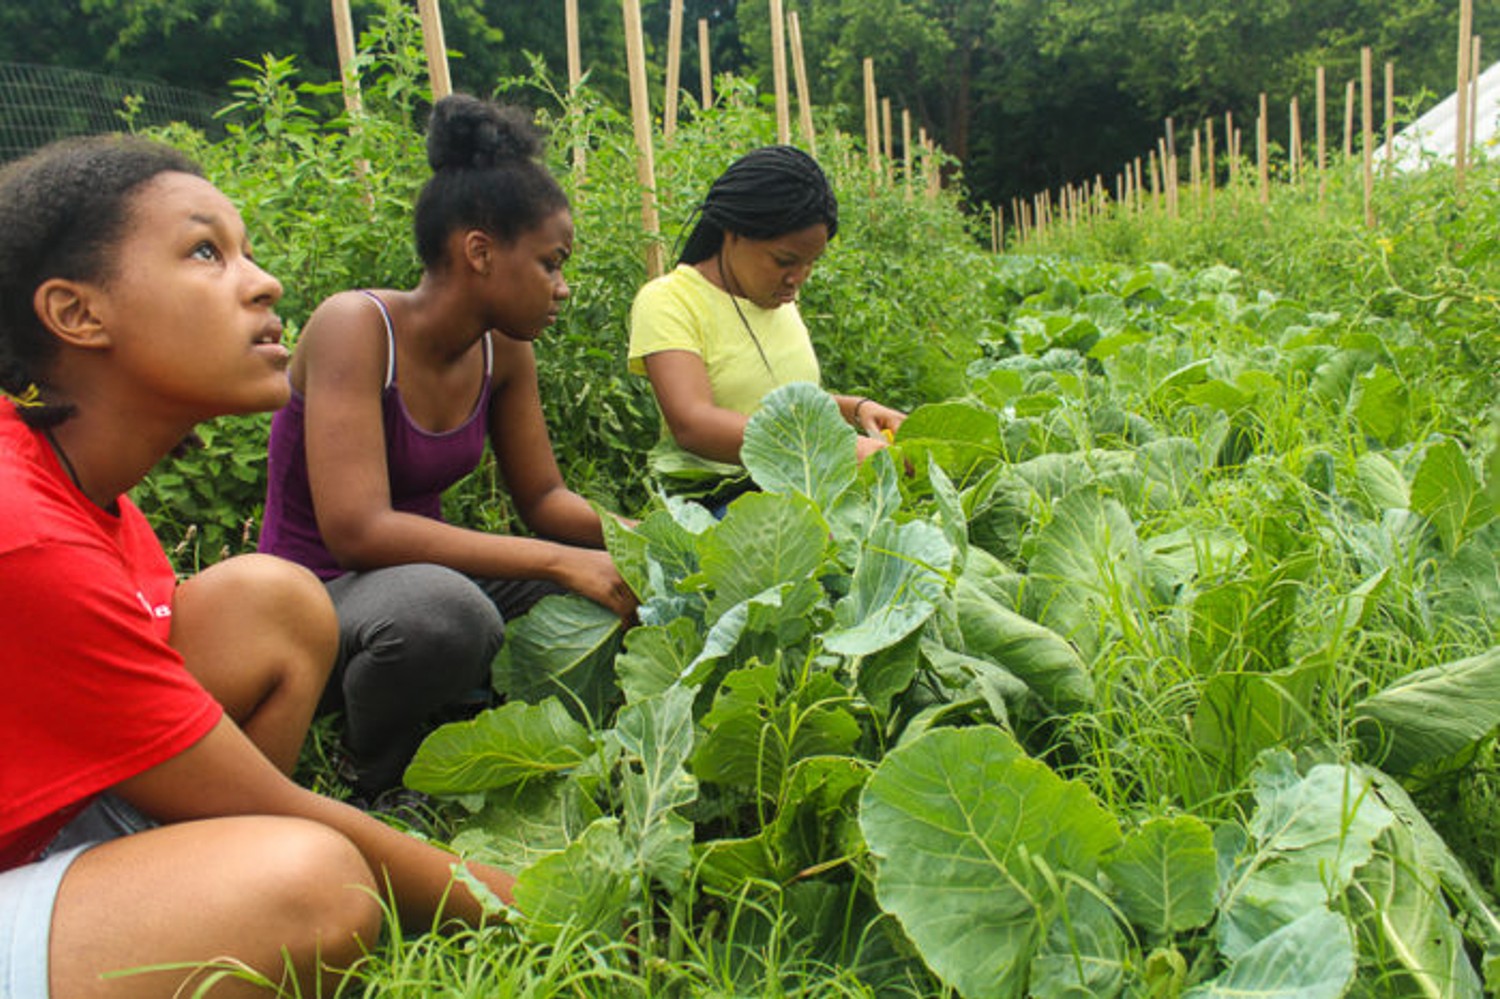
[413,94,569,269]
[0,135,202,428]
[678,145,839,265]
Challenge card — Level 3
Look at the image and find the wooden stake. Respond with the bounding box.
[1257,92,1269,205]
[330,0,372,206]
[565,0,585,175]
[331,0,363,115]
[1155,138,1167,213]
[1361,47,1374,226]
[769,0,790,145]
[698,18,712,108]
[416,0,451,100]
[1133,156,1144,213]
[622,0,663,278]
[1457,0,1473,192]
[1225,111,1238,186]
[788,12,816,154]
[881,97,893,184]
[1191,128,1202,215]
[1289,97,1302,183]
[902,109,913,200]
[663,0,684,140]
[863,59,880,179]
[1383,61,1395,172]
[1206,116,1216,211]
[918,131,930,199]
[1316,66,1327,203]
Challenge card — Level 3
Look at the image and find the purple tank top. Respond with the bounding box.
[259,291,494,579]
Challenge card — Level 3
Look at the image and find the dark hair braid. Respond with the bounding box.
[413,94,569,268]
[678,145,839,265]
[0,134,201,428]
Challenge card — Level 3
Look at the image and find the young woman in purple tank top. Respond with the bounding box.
[260,94,636,801]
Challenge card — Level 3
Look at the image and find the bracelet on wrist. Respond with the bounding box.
[853,397,872,421]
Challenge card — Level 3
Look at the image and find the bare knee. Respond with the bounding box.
[51,818,384,998]
[182,554,339,664]
[264,819,384,967]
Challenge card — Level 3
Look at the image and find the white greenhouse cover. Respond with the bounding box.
[1377,59,1500,171]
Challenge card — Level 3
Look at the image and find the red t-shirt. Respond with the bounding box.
[0,404,222,870]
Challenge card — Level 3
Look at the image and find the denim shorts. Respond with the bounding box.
[0,797,153,999]
[0,842,91,999]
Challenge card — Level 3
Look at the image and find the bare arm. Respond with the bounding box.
[642,349,752,463]
[113,717,512,929]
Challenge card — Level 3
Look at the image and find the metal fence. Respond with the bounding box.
[0,62,225,162]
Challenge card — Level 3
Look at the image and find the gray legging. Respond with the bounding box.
[323,563,561,794]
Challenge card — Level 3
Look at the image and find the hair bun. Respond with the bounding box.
[426,94,543,172]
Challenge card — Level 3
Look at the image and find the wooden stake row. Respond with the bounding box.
[1008,23,1484,250]
[361,0,955,275]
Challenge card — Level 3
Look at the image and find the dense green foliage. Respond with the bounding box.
[5,0,1497,205]
[108,10,1500,995]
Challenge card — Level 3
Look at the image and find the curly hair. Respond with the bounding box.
[0,134,201,428]
[678,145,839,265]
[412,94,570,269]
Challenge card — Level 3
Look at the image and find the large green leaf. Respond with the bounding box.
[1141,525,1247,606]
[824,518,953,657]
[1346,819,1484,998]
[1361,766,1500,987]
[693,667,860,801]
[404,698,592,794]
[891,400,1005,487]
[493,594,626,724]
[1352,365,1410,444]
[857,629,923,716]
[450,778,601,871]
[1216,751,1392,960]
[616,617,702,703]
[1101,815,1217,936]
[1411,439,1495,554]
[684,577,825,683]
[859,727,1121,999]
[1183,908,1355,999]
[1353,646,1500,775]
[741,381,857,511]
[1023,486,1146,661]
[827,447,904,569]
[920,638,1030,725]
[701,491,828,619]
[1430,529,1500,630]
[603,501,712,608]
[1355,451,1411,512]
[955,574,1094,711]
[1029,884,1127,999]
[766,755,869,877]
[1189,666,1319,797]
[927,455,970,574]
[512,818,632,944]
[615,686,698,892]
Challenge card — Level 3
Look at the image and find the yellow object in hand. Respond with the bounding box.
[881,428,894,443]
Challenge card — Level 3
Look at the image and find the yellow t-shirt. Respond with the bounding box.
[628,264,822,485]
